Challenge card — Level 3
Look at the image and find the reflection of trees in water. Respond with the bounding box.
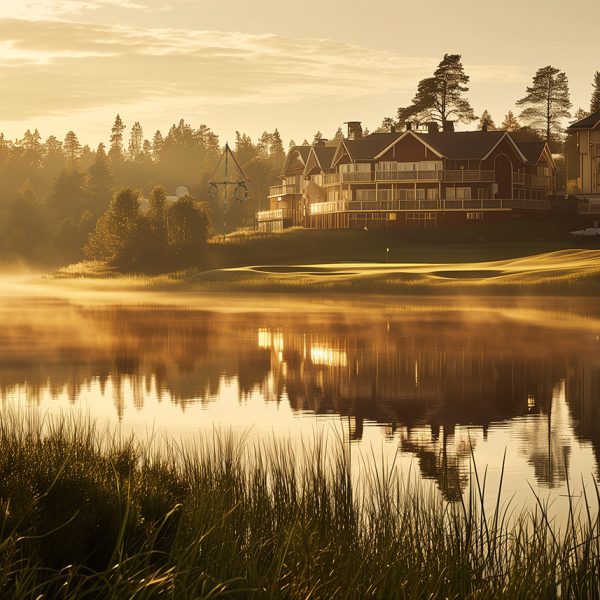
[1,302,600,490]
[0,305,271,418]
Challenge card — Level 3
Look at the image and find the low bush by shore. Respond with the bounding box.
[0,411,599,599]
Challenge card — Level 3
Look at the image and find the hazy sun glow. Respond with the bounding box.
[1,0,598,145]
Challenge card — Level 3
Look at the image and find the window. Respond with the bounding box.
[398,189,416,201]
[456,187,471,200]
[340,163,371,173]
[427,188,439,200]
[467,212,483,220]
[377,189,393,201]
[356,189,376,202]
[406,212,437,228]
[378,161,397,171]
[416,189,426,200]
[388,213,397,221]
[477,188,489,200]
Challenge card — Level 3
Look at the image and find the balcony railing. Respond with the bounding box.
[512,173,552,188]
[442,170,495,182]
[323,169,497,185]
[375,170,443,181]
[578,201,600,214]
[505,198,552,211]
[323,172,373,185]
[310,198,511,214]
[268,184,301,197]
[257,208,293,222]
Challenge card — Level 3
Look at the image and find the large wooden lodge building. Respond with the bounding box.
[257,121,557,231]
[568,110,600,215]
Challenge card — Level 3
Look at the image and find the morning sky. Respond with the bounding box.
[2,0,599,147]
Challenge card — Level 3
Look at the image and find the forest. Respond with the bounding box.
[0,117,289,267]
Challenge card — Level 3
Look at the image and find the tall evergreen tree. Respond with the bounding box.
[109,114,126,161]
[128,121,144,161]
[86,143,114,214]
[478,110,496,130]
[152,130,164,161]
[516,66,571,146]
[398,54,477,126]
[591,71,600,114]
[501,111,520,131]
[63,131,82,168]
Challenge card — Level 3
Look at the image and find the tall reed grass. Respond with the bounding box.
[0,411,598,598]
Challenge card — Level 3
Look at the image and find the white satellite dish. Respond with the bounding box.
[175,185,190,198]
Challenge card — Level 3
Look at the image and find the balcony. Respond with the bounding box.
[323,169,496,185]
[257,208,294,222]
[309,198,510,215]
[443,170,495,182]
[323,172,373,185]
[512,173,552,188]
[578,201,600,214]
[503,198,552,210]
[268,184,301,197]
[375,170,442,181]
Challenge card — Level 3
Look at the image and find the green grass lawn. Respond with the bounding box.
[49,221,600,295]
[204,221,585,269]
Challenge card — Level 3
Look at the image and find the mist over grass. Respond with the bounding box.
[50,248,600,296]
[0,410,599,598]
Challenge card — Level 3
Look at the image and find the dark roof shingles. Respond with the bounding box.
[567,111,600,130]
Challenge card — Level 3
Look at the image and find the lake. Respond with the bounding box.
[2,283,600,520]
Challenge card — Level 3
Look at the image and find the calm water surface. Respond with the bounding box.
[2,285,600,519]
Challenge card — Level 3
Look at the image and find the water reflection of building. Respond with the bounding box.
[1,301,600,497]
[256,317,600,495]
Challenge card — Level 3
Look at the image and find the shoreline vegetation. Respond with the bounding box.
[1,411,599,599]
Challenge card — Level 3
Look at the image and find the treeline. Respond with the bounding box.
[0,118,286,266]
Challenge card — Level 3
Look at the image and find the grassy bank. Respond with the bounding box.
[0,412,599,598]
[51,248,600,296]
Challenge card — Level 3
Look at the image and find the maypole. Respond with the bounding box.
[208,143,249,240]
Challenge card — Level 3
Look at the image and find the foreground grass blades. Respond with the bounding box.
[0,411,599,599]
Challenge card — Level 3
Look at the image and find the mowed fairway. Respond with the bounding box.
[196,249,600,293]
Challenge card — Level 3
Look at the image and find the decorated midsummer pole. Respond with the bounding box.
[209,143,249,241]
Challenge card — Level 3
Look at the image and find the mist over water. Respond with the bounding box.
[2,282,600,521]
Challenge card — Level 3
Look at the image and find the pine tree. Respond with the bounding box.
[591,71,600,114]
[334,127,344,139]
[516,65,571,145]
[288,139,297,149]
[399,54,477,126]
[501,111,520,131]
[152,130,164,161]
[313,131,325,145]
[478,110,496,130]
[86,143,114,214]
[128,121,144,161]
[64,131,82,168]
[109,114,126,161]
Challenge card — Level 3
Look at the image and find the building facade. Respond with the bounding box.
[258,122,557,231]
[568,111,600,216]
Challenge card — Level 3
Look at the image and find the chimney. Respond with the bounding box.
[390,124,396,133]
[314,138,328,147]
[481,123,488,132]
[405,121,412,131]
[427,122,439,134]
[345,121,363,140]
[442,120,455,133]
